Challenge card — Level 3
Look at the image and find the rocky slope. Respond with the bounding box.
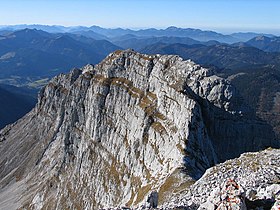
[163,148,280,209]
[0,50,278,209]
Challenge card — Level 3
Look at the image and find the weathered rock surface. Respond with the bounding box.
[164,148,280,210]
[0,50,278,209]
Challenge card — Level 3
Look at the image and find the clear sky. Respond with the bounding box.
[0,0,279,34]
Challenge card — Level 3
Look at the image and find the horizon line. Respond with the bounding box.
[0,24,278,35]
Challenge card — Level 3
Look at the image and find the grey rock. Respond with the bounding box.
[165,148,280,209]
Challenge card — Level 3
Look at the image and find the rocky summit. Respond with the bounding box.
[0,49,279,209]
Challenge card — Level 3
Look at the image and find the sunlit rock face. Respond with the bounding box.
[0,50,276,209]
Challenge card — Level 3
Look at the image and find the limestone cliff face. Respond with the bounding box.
[0,50,276,209]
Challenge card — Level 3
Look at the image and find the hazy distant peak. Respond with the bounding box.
[245,35,280,52]
[255,35,269,41]
[11,28,51,38]
[166,26,179,30]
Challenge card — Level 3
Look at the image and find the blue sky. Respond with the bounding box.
[0,0,279,34]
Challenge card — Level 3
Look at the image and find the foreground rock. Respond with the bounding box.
[0,50,278,209]
[164,148,280,210]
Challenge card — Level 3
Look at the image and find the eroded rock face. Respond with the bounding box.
[0,50,277,209]
[165,148,280,210]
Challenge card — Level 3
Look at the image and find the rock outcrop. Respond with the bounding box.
[0,50,278,209]
[164,148,280,210]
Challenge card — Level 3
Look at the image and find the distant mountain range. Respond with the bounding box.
[230,32,275,41]
[1,24,278,43]
[0,28,120,81]
[141,43,280,71]
[112,36,200,51]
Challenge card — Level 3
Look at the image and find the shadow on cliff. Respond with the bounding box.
[181,85,279,179]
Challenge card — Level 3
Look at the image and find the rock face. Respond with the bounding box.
[0,50,278,209]
[197,179,247,210]
[165,148,280,210]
